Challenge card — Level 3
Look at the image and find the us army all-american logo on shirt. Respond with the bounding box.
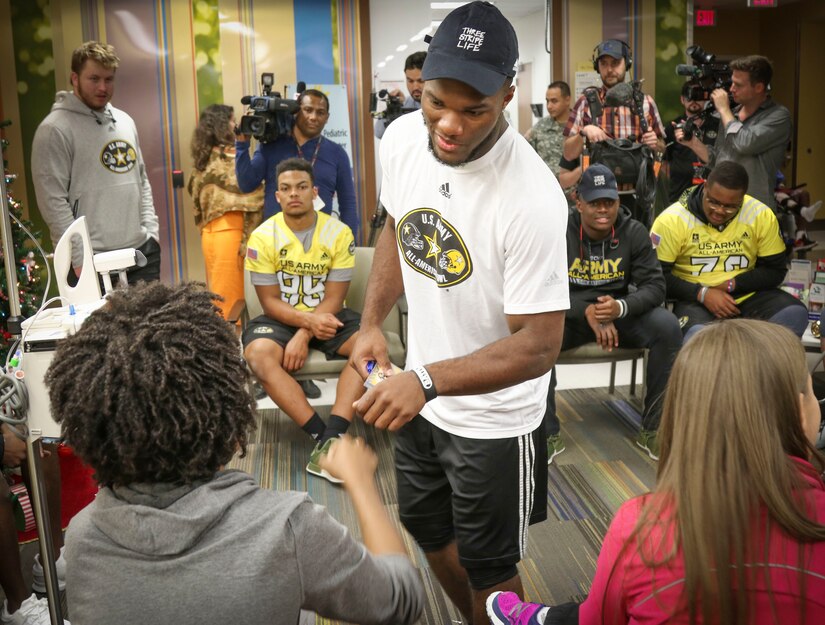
[100,140,137,174]
[397,208,472,288]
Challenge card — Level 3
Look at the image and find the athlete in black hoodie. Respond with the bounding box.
[545,165,682,462]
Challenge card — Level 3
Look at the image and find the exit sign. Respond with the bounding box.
[695,10,716,26]
[748,0,778,6]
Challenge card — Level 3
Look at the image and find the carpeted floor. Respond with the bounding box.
[228,385,658,625]
[1,385,657,623]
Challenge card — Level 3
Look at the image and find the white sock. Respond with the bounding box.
[801,200,822,223]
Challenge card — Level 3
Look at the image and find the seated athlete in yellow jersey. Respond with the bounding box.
[651,160,807,342]
[242,158,363,484]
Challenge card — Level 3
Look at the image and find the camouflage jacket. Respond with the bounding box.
[188,146,264,253]
[526,116,565,176]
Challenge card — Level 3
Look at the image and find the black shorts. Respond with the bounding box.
[395,416,547,571]
[241,308,360,357]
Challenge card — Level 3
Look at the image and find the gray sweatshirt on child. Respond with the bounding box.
[64,470,423,625]
[31,91,159,266]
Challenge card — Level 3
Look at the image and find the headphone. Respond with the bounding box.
[591,39,632,72]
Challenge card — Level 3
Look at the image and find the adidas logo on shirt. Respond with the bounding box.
[321,251,330,260]
[439,182,451,199]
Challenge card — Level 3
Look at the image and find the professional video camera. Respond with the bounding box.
[238,73,299,143]
[370,89,414,127]
[676,45,733,102]
[675,46,734,140]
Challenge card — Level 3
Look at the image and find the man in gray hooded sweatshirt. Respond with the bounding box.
[31,41,160,282]
[44,281,423,625]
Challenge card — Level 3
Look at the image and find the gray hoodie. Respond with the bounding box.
[65,470,423,625]
[31,91,159,266]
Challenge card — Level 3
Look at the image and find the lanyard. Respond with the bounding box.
[295,135,323,168]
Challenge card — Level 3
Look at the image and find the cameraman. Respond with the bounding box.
[235,89,359,241]
[663,81,719,203]
[676,55,790,210]
[562,39,665,162]
[373,51,426,140]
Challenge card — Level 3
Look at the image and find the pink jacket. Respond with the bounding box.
[579,457,825,624]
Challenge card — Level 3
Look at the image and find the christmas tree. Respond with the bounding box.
[1,127,48,355]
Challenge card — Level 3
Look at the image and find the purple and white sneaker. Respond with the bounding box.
[486,591,548,625]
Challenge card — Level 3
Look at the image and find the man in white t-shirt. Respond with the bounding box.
[348,3,569,623]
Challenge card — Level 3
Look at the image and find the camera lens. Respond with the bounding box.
[687,44,715,65]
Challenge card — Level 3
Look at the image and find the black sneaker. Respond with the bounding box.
[251,381,268,401]
[300,379,322,399]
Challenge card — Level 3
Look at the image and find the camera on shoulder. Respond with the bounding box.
[676,45,733,105]
[238,73,299,143]
[370,89,414,128]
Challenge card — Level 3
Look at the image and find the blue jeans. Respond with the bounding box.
[677,287,808,342]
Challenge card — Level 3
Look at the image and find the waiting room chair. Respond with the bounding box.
[556,345,646,396]
[232,246,406,383]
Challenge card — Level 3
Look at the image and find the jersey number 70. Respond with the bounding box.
[690,254,750,274]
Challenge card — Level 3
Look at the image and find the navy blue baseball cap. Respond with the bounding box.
[596,39,626,61]
[421,1,519,96]
[578,164,619,202]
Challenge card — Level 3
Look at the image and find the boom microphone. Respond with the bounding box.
[295,81,306,99]
[604,82,634,107]
[676,64,701,77]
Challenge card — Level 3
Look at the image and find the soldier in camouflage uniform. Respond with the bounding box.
[525,81,575,205]
[525,81,571,176]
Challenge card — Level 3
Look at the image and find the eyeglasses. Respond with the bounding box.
[705,195,742,215]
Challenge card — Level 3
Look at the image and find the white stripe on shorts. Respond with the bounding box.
[517,433,536,558]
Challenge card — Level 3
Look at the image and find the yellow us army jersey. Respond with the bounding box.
[245,212,355,312]
[650,194,785,303]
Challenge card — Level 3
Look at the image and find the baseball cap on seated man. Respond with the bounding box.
[421,0,519,96]
[578,164,620,203]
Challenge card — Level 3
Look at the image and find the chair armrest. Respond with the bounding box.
[397,294,408,348]
[226,298,247,326]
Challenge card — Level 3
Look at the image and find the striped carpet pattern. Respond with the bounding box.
[227,387,657,625]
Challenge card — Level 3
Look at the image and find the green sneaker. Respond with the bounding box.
[306,438,344,484]
[636,429,659,461]
[547,434,566,465]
